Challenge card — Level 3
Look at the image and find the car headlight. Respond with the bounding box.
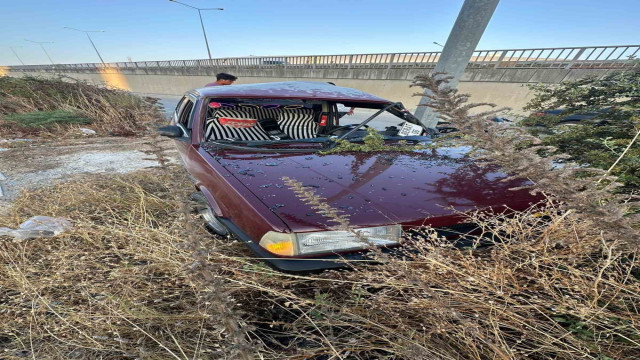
[259,225,401,256]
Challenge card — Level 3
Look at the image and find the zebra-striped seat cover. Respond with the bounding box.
[205,107,318,141]
[205,108,271,141]
[278,108,317,139]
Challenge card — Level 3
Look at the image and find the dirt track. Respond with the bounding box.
[0,136,179,214]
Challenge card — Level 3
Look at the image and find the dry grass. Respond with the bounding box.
[0,170,220,358]
[0,166,637,359]
[0,76,163,137]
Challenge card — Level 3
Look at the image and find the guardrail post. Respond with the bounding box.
[387,54,395,69]
[565,48,586,69]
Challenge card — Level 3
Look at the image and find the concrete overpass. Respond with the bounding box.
[2,45,637,113]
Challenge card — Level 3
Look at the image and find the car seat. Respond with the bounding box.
[278,108,317,139]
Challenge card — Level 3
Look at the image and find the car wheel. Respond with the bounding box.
[190,192,229,236]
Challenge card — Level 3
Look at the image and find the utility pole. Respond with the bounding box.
[9,46,25,65]
[169,0,223,60]
[64,27,106,64]
[414,0,500,128]
[25,39,55,65]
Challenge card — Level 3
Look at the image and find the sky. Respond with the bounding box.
[0,0,638,66]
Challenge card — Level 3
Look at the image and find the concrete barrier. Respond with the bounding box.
[5,65,613,114]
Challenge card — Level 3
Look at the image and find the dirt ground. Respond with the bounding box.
[0,135,179,214]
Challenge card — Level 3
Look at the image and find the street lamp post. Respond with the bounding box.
[64,27,106,64]
[9,46,25,65]
[24,39,55,65]
[169,0,223,60]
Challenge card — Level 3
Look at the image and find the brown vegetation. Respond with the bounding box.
[0,76,162,137]
[1,165,638,359]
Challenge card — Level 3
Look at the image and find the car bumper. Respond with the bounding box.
[218,219,490,272]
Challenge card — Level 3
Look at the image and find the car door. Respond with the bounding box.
[172,95,197,160]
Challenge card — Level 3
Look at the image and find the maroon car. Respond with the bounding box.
[160,81,538,271]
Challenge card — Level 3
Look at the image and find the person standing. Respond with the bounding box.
[327,82,355,118]
[205,73,238,87]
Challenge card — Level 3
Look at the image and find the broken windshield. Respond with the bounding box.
[202,98,428,152]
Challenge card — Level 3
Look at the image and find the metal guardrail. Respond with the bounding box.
[7,45,639,72]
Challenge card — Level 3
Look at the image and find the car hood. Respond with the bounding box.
[211,146,539,232]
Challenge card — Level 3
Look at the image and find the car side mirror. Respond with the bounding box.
[157,125,184,138]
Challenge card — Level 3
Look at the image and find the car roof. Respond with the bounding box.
[192,81,392,104]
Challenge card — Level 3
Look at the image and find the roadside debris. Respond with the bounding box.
[0,216,72,240]
[80,128,97,136]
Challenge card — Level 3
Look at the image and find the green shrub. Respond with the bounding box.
[522,68,639,191]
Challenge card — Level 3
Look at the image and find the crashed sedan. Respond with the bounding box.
[161,81,539,271]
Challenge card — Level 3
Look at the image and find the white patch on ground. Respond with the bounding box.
[0,139,34,143]
[19,150,161,185]
[0,173,5,197]
[0,136,180,214]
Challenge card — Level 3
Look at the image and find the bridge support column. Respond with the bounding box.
[414,0,500,128]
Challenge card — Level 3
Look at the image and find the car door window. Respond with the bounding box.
[172,97,186,123]
[177,98,195,136]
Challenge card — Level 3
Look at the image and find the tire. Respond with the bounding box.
[190,192,229,236]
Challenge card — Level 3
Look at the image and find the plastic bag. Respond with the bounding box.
[0,216,72,240]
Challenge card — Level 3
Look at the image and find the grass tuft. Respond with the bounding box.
[3,109,90,128]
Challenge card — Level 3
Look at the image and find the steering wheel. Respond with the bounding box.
[326,123,370,135]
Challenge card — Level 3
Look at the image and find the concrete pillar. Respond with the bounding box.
[414,0,500,128]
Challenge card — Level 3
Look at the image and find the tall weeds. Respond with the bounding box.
[412,73,639,247]
[1,169,638,359]
[0,76,162,136]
